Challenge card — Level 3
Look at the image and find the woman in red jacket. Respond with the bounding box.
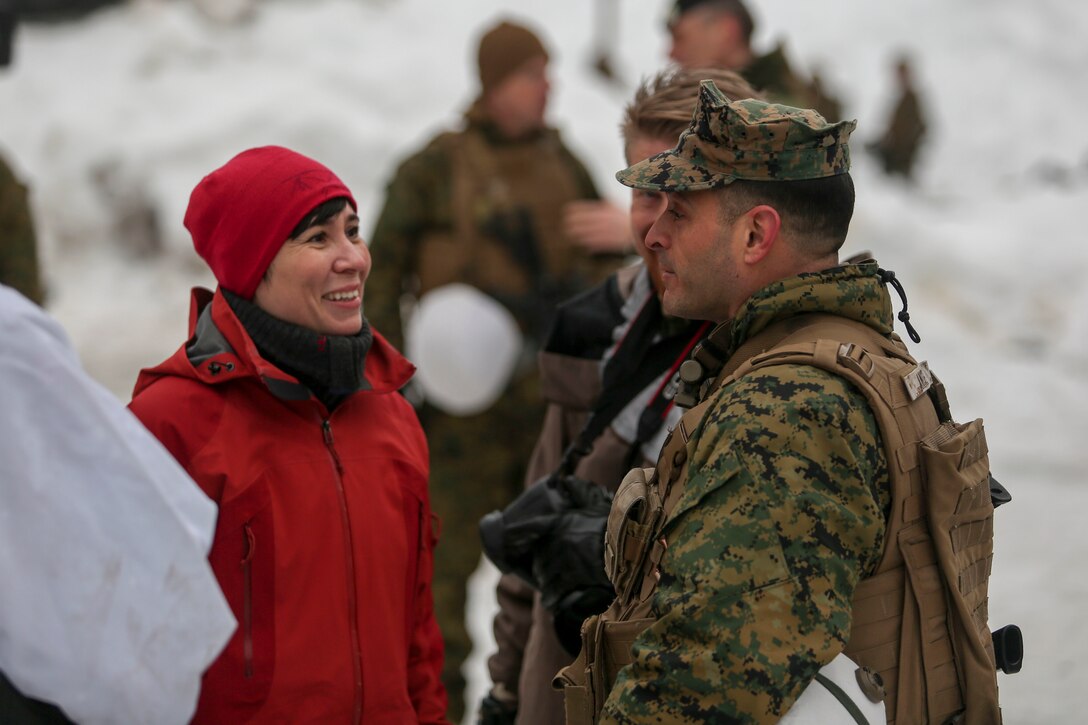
[129,146,448,724]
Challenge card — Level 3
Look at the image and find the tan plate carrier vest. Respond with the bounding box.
[555,313,1002,725]
[416,128,611,300]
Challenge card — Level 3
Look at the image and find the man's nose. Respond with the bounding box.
[645,216,669,250]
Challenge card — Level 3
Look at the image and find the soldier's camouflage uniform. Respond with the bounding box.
[601,265,892,723]
[0,153,44,305]
[554,82,884,722]
[558,83,1006,723]
[367,100,622,721]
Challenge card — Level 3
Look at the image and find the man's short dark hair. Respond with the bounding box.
[719,174,855,257]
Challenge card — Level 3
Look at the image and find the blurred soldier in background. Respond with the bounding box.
[559,0,850,448]
[867,54,928,180]
[0,146,41,305]
[366,18,625,722]
[0,4,45,305]
[478,68,760,725]
[665,0,842,120]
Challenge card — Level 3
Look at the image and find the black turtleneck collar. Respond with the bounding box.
[223,290,373,411]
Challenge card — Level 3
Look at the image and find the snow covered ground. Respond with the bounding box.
[2,0,1086,722]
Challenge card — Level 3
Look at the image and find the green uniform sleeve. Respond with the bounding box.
[602,365,889,723]
[366,141,452,352]
[0,157,44,305]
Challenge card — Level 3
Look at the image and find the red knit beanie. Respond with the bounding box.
[477,20,549,95]
[184,146,356,299]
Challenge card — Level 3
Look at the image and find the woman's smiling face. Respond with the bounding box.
[253,203,370,336]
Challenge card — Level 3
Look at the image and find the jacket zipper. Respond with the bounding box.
[322,419,364,725]
[241,522,256,679]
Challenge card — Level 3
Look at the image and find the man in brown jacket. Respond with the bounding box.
[479,68,759,725]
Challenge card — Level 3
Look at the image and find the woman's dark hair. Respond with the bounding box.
[289,197,352,240]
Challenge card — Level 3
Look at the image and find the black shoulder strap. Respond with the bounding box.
[557,295,708,475]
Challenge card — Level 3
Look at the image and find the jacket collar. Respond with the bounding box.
[719,261,895,361]
[132,287,416,401]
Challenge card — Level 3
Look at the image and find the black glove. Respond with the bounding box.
[531,491,612,613]
[479,474,575,586]
[477,693,517,725]
[480,475,616,657]
[552,584,615,657]
[531,476,614,656]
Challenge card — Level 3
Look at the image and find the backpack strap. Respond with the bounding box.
[715,315,931,576]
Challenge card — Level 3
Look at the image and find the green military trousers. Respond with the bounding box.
[421,372,544,724]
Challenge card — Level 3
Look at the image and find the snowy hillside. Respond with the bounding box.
[1,0,1086,722]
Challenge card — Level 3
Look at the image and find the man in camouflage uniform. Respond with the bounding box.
[366,19,622,723]
[665,0,842,121]
[554,82,905,722]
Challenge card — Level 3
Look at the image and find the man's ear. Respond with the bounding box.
[740,205,781,264]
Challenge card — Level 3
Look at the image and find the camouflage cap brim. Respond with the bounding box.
[617,80,857,192]
[616,148,734,192]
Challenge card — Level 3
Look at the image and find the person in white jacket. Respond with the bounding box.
[0,284,235,725]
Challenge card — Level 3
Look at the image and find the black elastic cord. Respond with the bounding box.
[878,268,922,343]
[812,672,871,725]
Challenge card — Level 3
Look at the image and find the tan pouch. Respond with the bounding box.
[599,616,655,688]
[554,612,656,725]
[604,467,658,601]
[919,419,1001,725]
[554,614,600,725]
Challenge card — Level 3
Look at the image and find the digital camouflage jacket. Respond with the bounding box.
[600,264,892,723]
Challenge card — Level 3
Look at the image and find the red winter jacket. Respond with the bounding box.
[129,288,448,724]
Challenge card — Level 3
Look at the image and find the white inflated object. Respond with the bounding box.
[780,653,886,724]
[405,283,523,416]
[0,285,235,725]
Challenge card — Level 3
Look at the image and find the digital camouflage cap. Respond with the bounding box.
[616,80,856,192]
